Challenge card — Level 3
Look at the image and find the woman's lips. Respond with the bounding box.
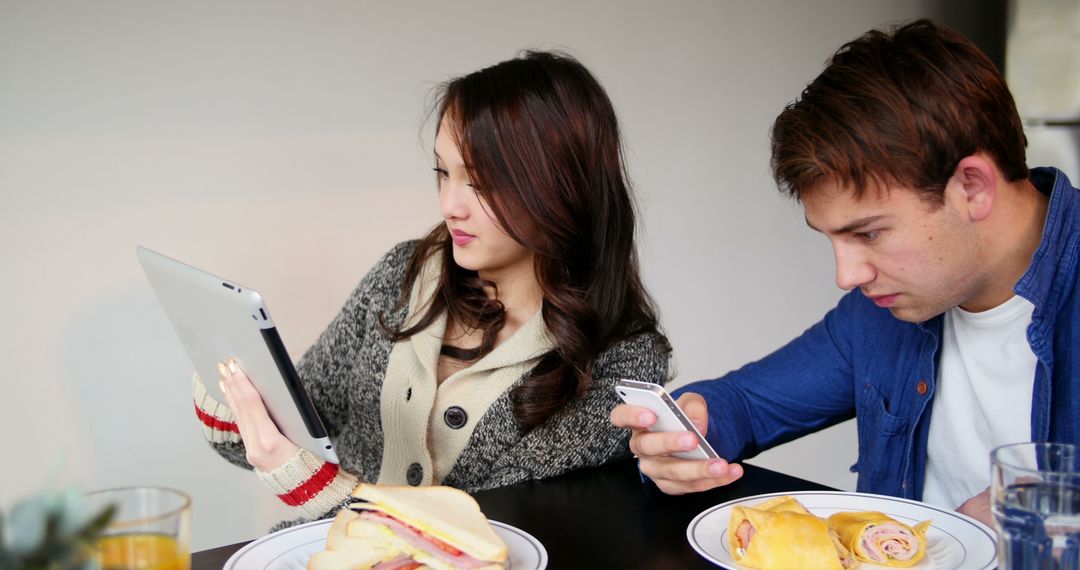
[870,293,899,308]
[451,230,475,246]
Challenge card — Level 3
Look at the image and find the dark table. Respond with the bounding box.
[193,459,834,569]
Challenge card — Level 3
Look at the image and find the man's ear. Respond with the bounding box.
[952,154,998,222]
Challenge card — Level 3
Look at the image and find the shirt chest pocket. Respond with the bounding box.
[853,383,910,495]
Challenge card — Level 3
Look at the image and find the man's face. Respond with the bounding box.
[802,180,985,323]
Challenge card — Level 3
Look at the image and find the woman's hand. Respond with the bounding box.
[610,392,743,494]
[217,358,301,472]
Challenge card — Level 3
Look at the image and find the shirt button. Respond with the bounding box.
[406,463,423,486]
[444,406,468,429]
[916,380,929,395]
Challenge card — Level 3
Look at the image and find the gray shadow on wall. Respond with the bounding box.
[57,287,277,549]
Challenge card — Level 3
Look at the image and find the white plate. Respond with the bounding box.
[686,491,997,570]
[224,518,547,569]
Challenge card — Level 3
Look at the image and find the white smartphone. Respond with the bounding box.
[615,379,719,461]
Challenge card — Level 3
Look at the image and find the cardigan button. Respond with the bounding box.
[406,463,423,486]
[444,406,468,429]
[916,380,929,396]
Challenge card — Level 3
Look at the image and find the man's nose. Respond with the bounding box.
[833,245,875,291]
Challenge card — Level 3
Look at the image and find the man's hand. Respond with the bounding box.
[610,392,743,494]
[956,487,992,528]
[217,358,301,471]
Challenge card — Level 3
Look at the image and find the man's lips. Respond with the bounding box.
[867,293,900,308]
[450,229,475,246]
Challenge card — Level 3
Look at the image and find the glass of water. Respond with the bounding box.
[991,442,1080,569]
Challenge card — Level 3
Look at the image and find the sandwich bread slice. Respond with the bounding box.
[307,484,508,570]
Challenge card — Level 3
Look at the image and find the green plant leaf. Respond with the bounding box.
[0,490,115,570]
[55,488,88,537]
[8,496,48,556]
[77,505,114,542]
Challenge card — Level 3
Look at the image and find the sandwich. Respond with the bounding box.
[307,484,508,570]
[827,511,931,567]
[728,496,856,570]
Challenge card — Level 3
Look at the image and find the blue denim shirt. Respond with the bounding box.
[675,167,1080,500]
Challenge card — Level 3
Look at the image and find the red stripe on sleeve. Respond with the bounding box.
[193,401,240,434]
[277,462,340,507]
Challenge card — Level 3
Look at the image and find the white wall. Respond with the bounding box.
[2,0,961,551]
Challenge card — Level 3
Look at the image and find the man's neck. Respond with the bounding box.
[962,178,1049,312]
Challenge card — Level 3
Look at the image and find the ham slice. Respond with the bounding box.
[828,511,931,567]
[371,558,423,570]
[734,519,755,553]
[860,522,922,563]
[356,510,492,569]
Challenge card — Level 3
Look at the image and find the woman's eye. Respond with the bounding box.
[432,167,449,178]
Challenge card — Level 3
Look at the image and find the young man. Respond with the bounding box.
[612,19,1080,526]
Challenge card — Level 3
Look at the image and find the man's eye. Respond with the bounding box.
[855,230,880,242]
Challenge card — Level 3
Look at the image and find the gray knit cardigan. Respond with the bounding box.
[210,240,670,495]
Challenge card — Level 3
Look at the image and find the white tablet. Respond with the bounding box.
[137,246,339,464]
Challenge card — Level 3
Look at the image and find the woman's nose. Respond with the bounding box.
[440,180,470,220]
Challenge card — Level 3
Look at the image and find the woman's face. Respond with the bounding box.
[434,118,535,284]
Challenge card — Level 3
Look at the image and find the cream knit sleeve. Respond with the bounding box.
[193,374,361,520]
[192,374,242,445]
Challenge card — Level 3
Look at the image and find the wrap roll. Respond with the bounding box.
[827,511,931,567]
[728,496,855,570]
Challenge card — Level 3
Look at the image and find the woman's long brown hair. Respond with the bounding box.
[384,51,669,430]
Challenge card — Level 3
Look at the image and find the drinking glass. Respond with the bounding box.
[85,487,191,570]
[991,442,1080,569]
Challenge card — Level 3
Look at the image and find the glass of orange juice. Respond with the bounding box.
[85,487,191,570]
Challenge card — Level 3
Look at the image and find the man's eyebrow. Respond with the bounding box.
[805,215,887,235]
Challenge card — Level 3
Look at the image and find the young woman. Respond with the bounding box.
[194,50,671,524]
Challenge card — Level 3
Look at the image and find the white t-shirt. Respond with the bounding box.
[922,294,1037,509]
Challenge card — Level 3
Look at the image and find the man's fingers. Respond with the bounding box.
[610,404,657,430]
[649,456,742,485]
[629,430,702,457]
[638,456,744,495]
[676,392,709,435]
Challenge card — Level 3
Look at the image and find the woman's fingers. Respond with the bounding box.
[216,358,300,471]
[220,359,274,427]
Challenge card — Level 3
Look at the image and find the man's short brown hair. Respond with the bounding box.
[770,19,1029,203]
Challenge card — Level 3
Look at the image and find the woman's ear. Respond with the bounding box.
[952,154,998,222]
